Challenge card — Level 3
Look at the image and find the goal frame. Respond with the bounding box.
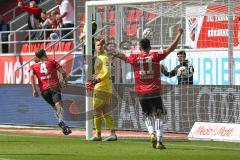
[85,0,169,140]
[85,0,235,140]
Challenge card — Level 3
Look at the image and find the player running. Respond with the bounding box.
[29,49,72,135]
[110,28,183,149]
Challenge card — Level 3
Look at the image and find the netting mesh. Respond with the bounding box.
[90,0,240,49]
[83,0,240,134]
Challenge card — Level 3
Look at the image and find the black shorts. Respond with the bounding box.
[41,87,62,107]
[139,96,166,117]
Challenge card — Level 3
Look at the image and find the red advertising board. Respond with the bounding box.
[0,54,74,84]
[186,5,240,48]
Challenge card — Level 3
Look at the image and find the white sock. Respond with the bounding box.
[155,118,163,142]
[145,116,154,135]
[54,108,63,123]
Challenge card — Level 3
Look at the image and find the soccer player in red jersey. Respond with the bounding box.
[29,49,72,135]
[110,28,183,149]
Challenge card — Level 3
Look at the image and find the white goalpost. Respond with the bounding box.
[85,0,240,140]
[85,0,164,141]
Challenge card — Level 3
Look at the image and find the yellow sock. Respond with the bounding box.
[104,113,115,131]
[94,114,102,137]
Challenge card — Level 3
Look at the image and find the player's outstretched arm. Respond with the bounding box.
[58,67,68,87]
[30,70,39,97]
[164,28,183,56]
[109,50,128,62]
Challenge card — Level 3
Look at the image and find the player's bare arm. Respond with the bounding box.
[30,70,39,97]
[109,50,128,62]
[57,67,68,87]
[164,27,183,56]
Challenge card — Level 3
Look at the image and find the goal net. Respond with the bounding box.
[84,0,240,139]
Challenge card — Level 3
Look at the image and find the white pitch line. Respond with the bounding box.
[0,133,55,139]
[0,125,53,129]
[120,140,240,151]
[167,143,240,151]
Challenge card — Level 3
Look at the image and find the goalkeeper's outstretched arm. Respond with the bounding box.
[161,64,177,78]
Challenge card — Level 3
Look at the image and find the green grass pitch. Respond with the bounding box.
[0,132,240,160]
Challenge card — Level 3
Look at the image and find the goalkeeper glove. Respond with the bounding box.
[85,78,101,91]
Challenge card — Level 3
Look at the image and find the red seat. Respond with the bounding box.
[135,10,142,22]
[45,42,52,52]
[109,25,115,38]
[31,43,40,52]
[99,12,105,22]
[146,13,156,21]
[97,6,105,11]
[127,10,136,22]
[58,42,65,52]
[126,24,137,37]
[52,43,59,51]
[63,42,73,51]
[39,42,45,49]
[21,43,29,53]
[108,11,115,23]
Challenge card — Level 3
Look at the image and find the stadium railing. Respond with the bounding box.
[13,24,110,84]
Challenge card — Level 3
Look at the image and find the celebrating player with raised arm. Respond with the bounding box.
[85,39,117,141]
[29,49,72,135]
[110,28,183,149]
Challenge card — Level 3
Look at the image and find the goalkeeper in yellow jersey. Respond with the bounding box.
[85,39,117,141]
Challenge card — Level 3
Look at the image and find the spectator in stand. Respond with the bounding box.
[40,11,48,26]
[40,11,52,38]
[56,13,63,29]
[18,0,42,39]
[49,10,62,41]
[55,0,74,38]
[0,15,10,53]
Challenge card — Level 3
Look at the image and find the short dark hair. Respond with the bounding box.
[177,50,186,56]
[35,49,46,59]
[139,38,151,50]
[92,21,97,34]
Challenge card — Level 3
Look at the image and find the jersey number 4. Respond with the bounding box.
[40,63,48,74]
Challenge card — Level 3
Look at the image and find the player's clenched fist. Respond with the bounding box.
[85,80,95,91]
[178,27,184,35]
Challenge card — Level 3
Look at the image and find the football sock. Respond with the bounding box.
[155,118,163,142]
[55,107,64,123]
[94,114,102,137]
[145,116,154,135]
[104,113,115,131]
